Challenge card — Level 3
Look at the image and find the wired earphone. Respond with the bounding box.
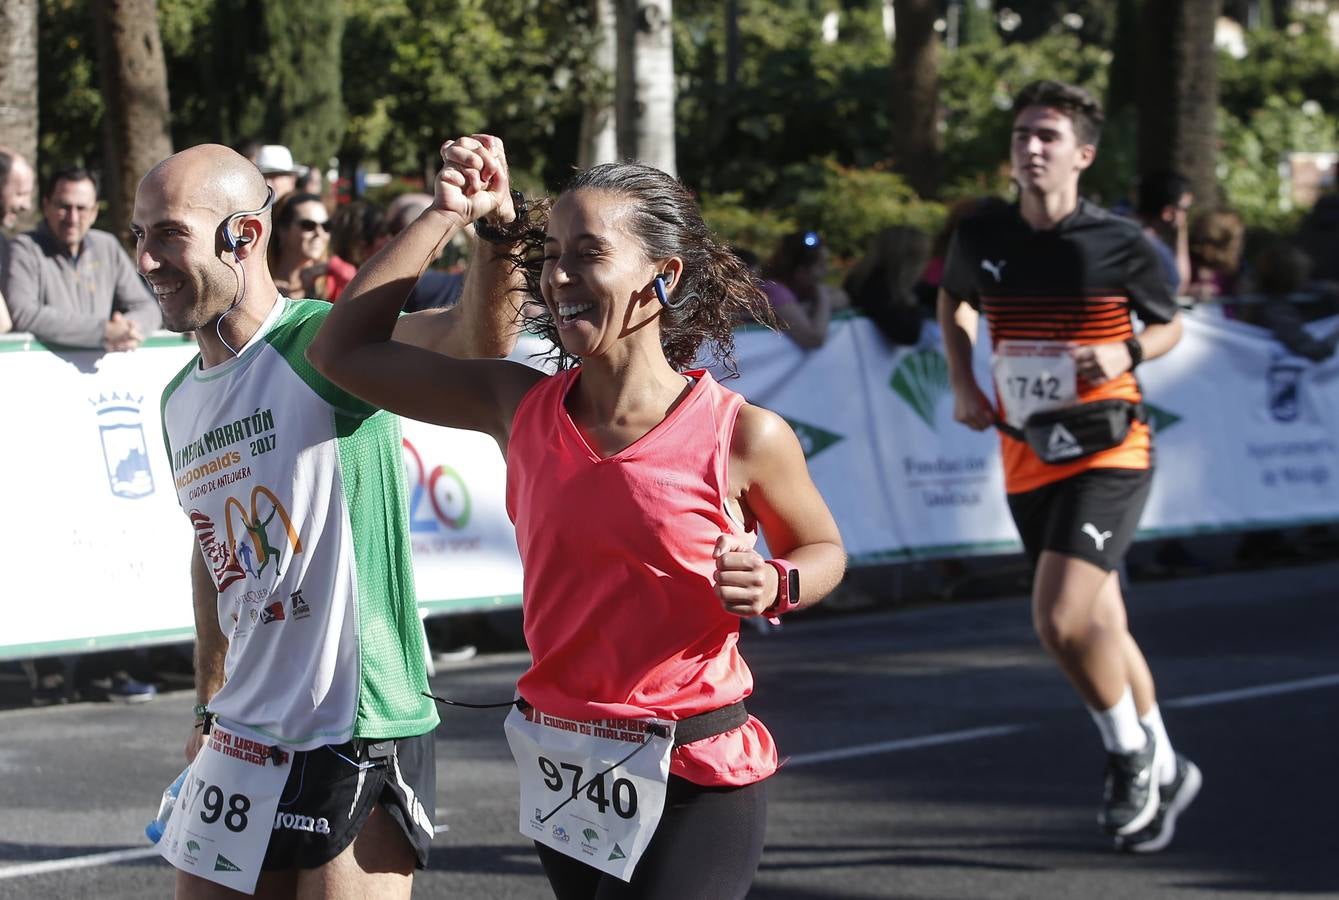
[215,185,276,356]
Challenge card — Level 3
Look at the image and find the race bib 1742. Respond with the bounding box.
[993,340,1079,428]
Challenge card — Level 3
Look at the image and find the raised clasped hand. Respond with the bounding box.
[711,531,776,618]
[436,134,514,225]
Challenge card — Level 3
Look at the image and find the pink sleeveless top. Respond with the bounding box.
[506,368,778,786]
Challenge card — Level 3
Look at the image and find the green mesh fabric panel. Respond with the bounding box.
[335,408,437,738]
[267,299,437,738]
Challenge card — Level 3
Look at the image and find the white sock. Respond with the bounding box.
[1088,687,1147,754]
[1140,704,1177,785]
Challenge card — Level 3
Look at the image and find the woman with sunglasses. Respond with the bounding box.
[270,191,332,300]
[759,230,849,349]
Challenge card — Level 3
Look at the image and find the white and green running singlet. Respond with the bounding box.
[161,298,438,750]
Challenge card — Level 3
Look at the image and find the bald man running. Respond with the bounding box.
[135,143,522,898]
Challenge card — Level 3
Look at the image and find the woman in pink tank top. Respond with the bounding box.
[310,134,846,899]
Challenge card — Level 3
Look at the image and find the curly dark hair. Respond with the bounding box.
[506,163,775,374]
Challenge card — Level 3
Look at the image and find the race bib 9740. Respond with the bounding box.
[504,705,675,883]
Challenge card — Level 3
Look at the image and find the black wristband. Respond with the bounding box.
[1124,336,1144,370]
[473,190,529,244]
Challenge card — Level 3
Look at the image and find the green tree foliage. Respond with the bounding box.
[160,0,345,169]
[674,0,892,203]
[37,0,103,172]
[339,0,598,190]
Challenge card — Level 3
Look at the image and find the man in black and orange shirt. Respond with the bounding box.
[939,80,1199,854]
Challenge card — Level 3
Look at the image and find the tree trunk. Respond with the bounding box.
[890,0,941,197]
[615,0,677,176]
[579,0,619,168]
[0,0,39,183]
[94,0,173,248]
[1136,0,1222,207]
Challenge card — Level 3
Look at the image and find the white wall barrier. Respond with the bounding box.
[2,311,1336,658]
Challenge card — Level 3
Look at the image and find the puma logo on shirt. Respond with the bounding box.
[981,259,1007,282]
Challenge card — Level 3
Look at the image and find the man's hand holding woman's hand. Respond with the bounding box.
[435,134,515,226]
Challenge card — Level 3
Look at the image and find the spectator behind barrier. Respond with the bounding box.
[1187,208,1245,302]
[269,191,332,300]
[1242,240,1339,362]
[760,230,848,349]
[843,225,931,346]
[0,145,37,333]
[381,192,463,311]
[4,166,161,350]
[1134,170,1194,294]
[326,200,384,301]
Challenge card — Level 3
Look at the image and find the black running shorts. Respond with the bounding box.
[1007,467,1153,572]
[261,730,436,871]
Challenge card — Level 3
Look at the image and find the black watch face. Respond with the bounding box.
[786,569,800,606]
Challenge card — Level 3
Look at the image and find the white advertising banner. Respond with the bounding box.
[2,312,1336,657]
[0,335,524,660]
[720,312,1339,561]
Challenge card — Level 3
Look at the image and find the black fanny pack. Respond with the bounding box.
[997,399,1146,465]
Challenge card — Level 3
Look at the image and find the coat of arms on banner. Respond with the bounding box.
[1267,360,1305,423]
[91,392,155,499]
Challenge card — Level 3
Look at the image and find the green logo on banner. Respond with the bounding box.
[582,828,599,843]
[608,843,627,861]
[1144,402,1182,433]
[782,417,844,460]
[214,854,242,873]
[890,349,950,430]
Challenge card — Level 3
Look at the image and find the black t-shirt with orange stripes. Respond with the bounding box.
[942,199,1179,493]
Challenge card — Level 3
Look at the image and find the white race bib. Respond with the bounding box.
[504,705,675,883]
[993,340,1079,428]
[160,722,291,895]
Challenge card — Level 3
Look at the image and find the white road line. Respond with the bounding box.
[1163,672,1339,709]
[785,724,1027,767]
[0,847,161,880]
[4,671,1337,881]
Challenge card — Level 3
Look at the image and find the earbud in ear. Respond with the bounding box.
[653,275,670,307]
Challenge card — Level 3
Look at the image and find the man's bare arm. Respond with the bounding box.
[186,543,225,762]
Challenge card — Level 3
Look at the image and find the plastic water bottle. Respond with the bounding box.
[145,767,190,844]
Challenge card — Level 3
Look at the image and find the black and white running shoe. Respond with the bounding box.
[1100,724,1160,836]
[1116,754,1203,854]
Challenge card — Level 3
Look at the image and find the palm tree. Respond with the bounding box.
[94,0,173,248]
[0,0,39,190]
[616,0,677,176]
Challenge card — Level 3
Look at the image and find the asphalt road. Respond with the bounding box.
[1,559,1336,899]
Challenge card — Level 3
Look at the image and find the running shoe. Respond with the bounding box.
[94,673,158,704]
[1116,754,1202,853]
[1099,724,1160,836]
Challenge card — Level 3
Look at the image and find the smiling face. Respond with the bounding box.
[132,172,250,334]
[1010,105,1095,197]
[540,189,664,359]
[43,176,98,255]
[281,200,329,263]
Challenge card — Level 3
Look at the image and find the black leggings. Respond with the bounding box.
[535,775,768,900]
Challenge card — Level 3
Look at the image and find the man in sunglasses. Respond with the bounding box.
[5,166,161,350]
[133,140,524,897]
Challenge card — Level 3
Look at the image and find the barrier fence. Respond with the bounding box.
[2,310,1336,659]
